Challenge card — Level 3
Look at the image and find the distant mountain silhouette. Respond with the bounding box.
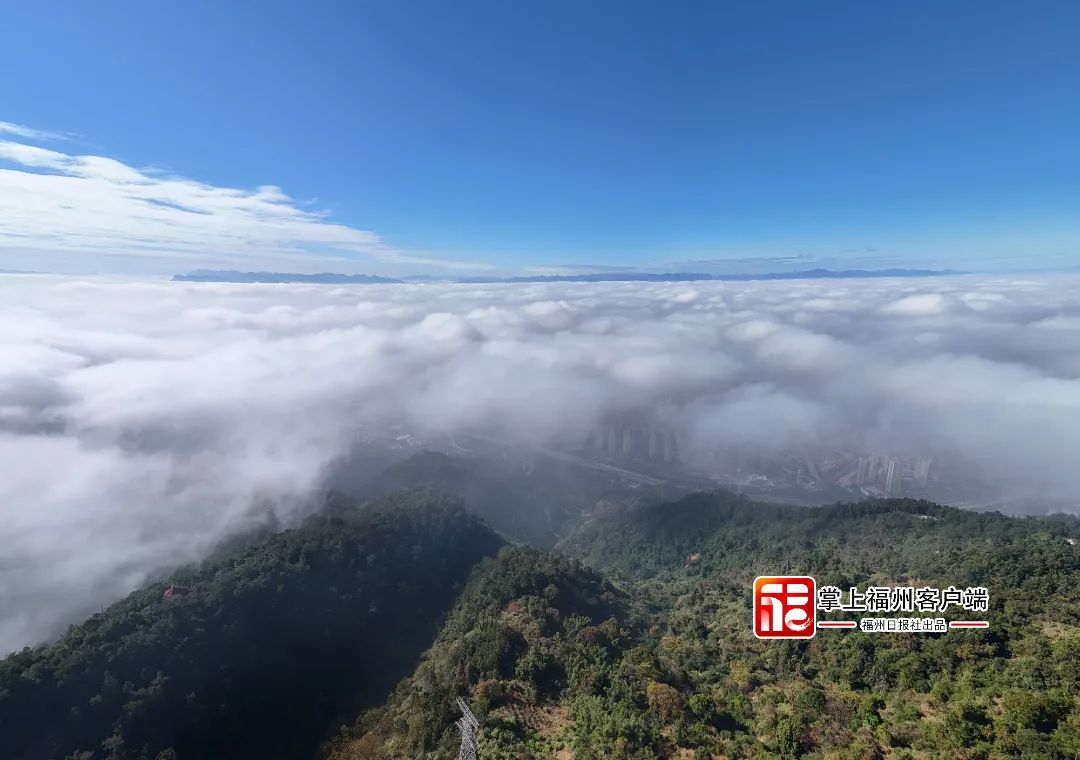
[455,267,963,283]
[172,267,962,285]
[172,269,403,283]
[455,271,716,283]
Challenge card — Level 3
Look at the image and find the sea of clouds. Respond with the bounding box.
[2,273,1079,653]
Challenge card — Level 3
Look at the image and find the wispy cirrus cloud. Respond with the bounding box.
[0,120,72,141]
[0,122,478,273]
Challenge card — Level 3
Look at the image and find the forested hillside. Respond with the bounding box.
[0,489,503,760]
[336,493,1080,759]
[6,487,1080,759]
[340,450,662,547]
[559,491,1080,584]
[328,546,644,760]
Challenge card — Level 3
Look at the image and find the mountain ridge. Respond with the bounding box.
[6,486,1080,758]
[171,267,964,285]
[0,489,504,760]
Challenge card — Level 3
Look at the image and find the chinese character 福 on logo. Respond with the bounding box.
[754,576,816,639]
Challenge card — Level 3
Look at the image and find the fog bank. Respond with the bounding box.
[1,273,1079,652]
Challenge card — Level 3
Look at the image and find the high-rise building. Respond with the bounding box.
[856,456,869,486]
[884,459,897,493]
[914,456,931,487]
[663,432,676,462]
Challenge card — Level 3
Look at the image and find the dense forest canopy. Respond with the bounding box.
[4,487,1080,759]
[335,493,1080,760]
[0,489,503,760]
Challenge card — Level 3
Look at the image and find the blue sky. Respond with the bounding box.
[1,1,1079,275]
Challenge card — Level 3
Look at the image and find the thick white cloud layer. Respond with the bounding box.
[2,273,1080,652]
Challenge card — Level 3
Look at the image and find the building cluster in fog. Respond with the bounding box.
[853,454,933,495]
[704,446,939,499]
[587,420,679,464]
